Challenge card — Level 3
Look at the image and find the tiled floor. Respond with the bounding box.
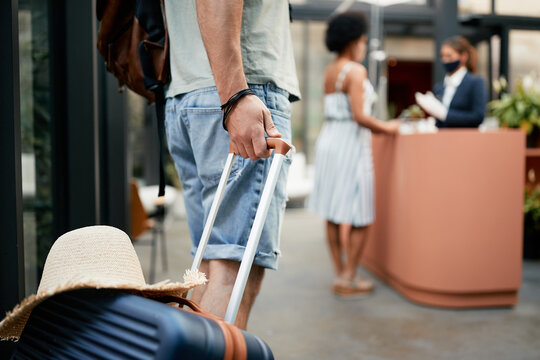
[134,208,540,360]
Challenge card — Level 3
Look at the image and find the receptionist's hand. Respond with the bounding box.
[415,92,447,121]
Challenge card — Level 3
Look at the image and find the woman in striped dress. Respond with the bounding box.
[308,11,399,296]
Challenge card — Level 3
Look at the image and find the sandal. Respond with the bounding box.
[332,277,375,296]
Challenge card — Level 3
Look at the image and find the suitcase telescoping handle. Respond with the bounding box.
[190,137,291,324]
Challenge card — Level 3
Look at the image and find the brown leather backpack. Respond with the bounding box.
[96,0,169,196]
[96,0,169,102]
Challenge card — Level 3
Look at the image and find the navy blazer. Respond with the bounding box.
[433,72,487,128]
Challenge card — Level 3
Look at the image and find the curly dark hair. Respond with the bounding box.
[325,11,368,53]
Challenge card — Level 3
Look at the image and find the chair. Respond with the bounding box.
[130,180,167,283]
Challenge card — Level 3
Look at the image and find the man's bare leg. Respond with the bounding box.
[198,259,265,329]
[192,260,209,303]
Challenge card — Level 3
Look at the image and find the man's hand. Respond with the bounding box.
[226,95,282,160]
[196,0,278,160]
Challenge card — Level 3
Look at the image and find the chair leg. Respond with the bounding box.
[160,225,168,272]
[149,228,157,283]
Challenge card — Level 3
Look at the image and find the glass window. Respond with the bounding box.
[385,37,434,62]
[385,37,435,118]
[459,0,492,14]
[509,30,540,89]
[126,90,181,190]
[496,0,540,16]
[290,0,427,5]
[476,40,490,90]
[19,0,54,296]
[290,21,334,164]
[489,35,501,99]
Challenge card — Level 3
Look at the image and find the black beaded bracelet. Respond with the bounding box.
[221,88,255,131]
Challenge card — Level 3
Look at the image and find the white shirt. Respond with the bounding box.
[442,66,467,109]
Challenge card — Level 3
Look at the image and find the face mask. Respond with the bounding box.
[443,60,461,74]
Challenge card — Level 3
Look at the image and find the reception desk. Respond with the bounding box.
[361,129,525,308]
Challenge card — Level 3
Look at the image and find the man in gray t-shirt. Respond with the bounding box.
[164,0,300,329]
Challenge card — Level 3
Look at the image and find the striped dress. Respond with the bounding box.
[308,62,375,227]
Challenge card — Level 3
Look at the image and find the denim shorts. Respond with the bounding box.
[165,83,292,270]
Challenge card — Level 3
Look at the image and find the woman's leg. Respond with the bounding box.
[341,225,368,280]
[339,223,352,252]
[333,225,374,295]
[326,220,343,276]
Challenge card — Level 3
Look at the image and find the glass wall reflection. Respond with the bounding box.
[19,0,53,296]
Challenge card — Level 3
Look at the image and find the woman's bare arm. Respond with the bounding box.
[346,65,398,134]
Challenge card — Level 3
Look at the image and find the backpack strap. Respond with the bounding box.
[153,0,168,198]
[154,86,166,197]
[156,0,168,198]
[335,62,354,93]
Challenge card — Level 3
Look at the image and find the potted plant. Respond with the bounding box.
[489,73,540,147]
[524,185,540,259]
[399,104,426,121]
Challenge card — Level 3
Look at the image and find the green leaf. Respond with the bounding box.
[502,108,520,127]
[516,100,528,117]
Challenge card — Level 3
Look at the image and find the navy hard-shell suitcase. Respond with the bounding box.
[12,139,290,359]
[11,288,273,359]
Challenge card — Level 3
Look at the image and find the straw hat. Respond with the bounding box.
[0,225,206,341]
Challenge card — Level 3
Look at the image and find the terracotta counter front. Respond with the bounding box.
[362,129,525,308]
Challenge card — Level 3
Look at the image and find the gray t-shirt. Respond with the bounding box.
[164,0,300,101]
